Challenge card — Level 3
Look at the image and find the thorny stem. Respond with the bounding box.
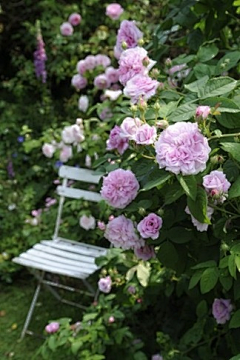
[209,132,240,141]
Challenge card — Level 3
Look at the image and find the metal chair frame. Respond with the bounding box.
[12,165,106,339]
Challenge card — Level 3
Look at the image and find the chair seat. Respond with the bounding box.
[12,238,108,280]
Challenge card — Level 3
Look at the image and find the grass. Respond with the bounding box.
[0,270,89,360]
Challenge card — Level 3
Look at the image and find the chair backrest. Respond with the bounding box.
[52,165,103,240]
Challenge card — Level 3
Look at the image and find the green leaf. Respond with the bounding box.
[177,175,197,201]
[234,281,240,300]
[48,336,57,351]
[158,241,179,270]
[192,260,217,270]
[229,176,240,199]
[228,253,237,279]
[196,300,208,317]
[221,143,240,163]
[189,270,203,290]
[219,274,233,291]
[229,355,240,360]
[200,267,219,294]
[229,309,240,329]
[163,182,184,205]
[194,63,214,79]
[126,266,137,282]
[141,170,172,191]
[184,76,209,93]
[167,103,197,122]
[197,43,219,62]
[71,340,83,355]
[83,313,98,322]
[215,51,240,75]
[168,226,193,243]
[235,255,240,272]
[199,77,238,99]
[187,187,210,224]
[136,263,150,287]
[223,159,239,182]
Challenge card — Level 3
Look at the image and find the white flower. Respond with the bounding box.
[79,215,96,230]
[42,143,56,158]
[78,95,89,112]
[104,89,122,101]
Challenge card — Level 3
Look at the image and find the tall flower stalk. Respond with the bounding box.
[33,21,47,83]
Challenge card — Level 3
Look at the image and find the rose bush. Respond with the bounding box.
[2,0,240,359]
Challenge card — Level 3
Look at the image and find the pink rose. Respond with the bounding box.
[94,74,111,89]
[120,117,143,140]
[76,60,88,75]
[185,206,214,232]
[212,298,233,324]
[106,125,129,155]
[42,143,55,158]
[124,74,159,104]
[108,316,115,323]
[68,13,82,26]
[104,215,144,249]
[100,168,139,209]
[60,22,73,36]
[155,122,211,175]
[119,47,156,85]
[134,245,156,261]
[195,105,211,120]
[45,322,60,334]
[106,3,124,20]
[71,74,87,90]
[203,170,231,203]
[84,55,97,70]
[79,215,96,230]
[98,276,112,293]
[95,54,111,68]
[134,124,157,145]
[114,20,143,59]
[137,213,163,239]
[105,66,119,83]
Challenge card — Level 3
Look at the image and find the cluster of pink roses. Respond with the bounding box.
[60,13,82,37]
[100,169,163,258]
[106,116,157,155]
[114,21,159,103]
[42,119,85,163]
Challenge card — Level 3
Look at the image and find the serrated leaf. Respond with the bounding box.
[158,241,179,270]
[199,77,237,99]
[177,175,197,201]
[229,309,240,329]
[163,182,184,205]
[229,176,240,199]
[189,270,203,289]
[200,267,218,294]
[187,187,210,224]
[192,260,217,269]
[141,170,172,191]
[168,226,192,243]
[167,103,197,122]
[197,43,219,62]
[215,51,240,75]
[184,75,209,93]
[228,253,237,279]
[221,143,240,163]
[219,274,233,291]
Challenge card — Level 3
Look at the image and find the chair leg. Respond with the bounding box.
[20,281,42,340]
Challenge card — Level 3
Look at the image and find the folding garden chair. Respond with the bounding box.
[12,165,108,339]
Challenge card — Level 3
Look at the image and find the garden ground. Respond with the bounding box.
[0,270,84,360]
